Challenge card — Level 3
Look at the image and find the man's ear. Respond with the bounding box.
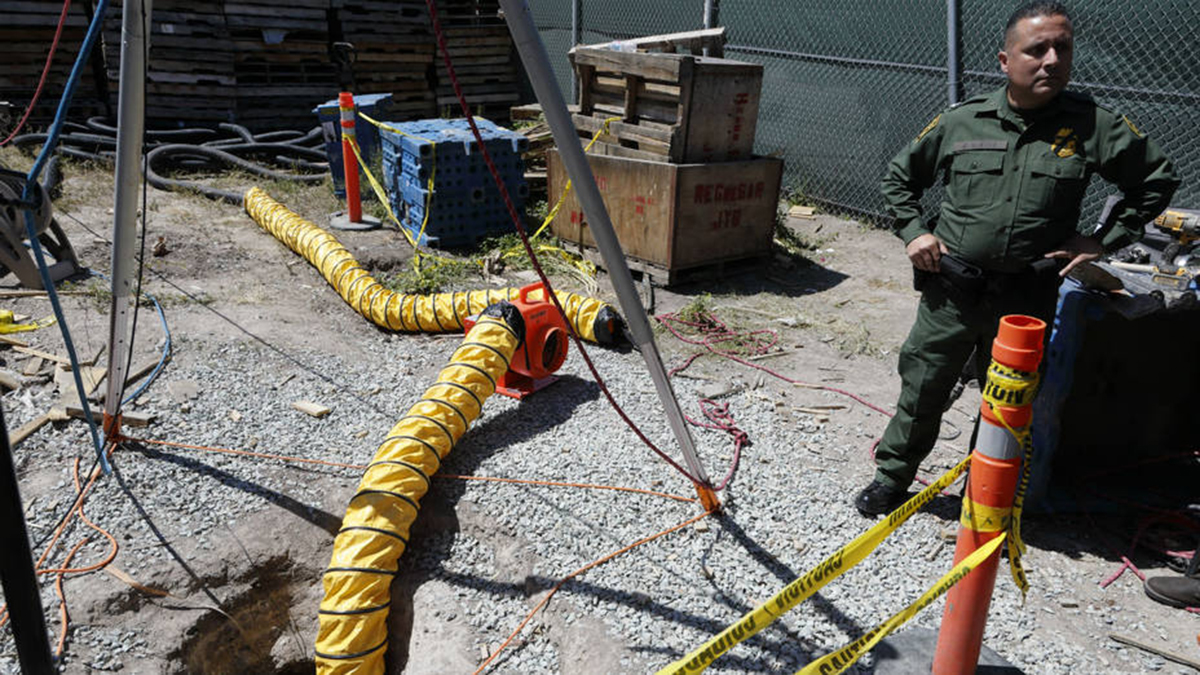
[998,49,1009,75]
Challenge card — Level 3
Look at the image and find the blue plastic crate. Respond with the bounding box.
[376,117,528,247]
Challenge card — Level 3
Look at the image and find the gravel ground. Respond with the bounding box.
[2,314,1194,674]
[0,197,1194,674]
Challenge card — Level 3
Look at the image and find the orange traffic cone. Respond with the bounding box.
[933,315,1045,674]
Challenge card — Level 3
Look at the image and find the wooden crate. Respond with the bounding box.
[547,149,782,283]
[569,37,762,164]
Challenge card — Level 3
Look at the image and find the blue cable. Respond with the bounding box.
[88,272,173,407]
[19,0,111,472]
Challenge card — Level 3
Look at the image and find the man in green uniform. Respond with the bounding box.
[855,1,1180,516]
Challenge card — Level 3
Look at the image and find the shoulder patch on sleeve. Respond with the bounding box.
[1122,115,1144,138]
[916,114,941,142]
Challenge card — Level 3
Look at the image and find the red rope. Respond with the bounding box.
[422,0,705,488]
[0,0,73,146]
[685,399,747,491]
[655,310,893,416]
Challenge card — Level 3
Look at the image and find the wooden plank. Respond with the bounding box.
[55,366,107,400]
[1108,633,1200,670]
[570,48,684,82]
[622,74,640,123]
[682,61,763,163]
[8,413,50,447]
[13,346,70,365]
[587,27,726,54]
[0,335,29,348]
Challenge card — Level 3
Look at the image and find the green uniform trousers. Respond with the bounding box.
[874,273,1060,490]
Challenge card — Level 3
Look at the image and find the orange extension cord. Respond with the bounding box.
[0,426,701,661]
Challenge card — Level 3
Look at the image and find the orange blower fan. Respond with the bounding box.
[464,282,569,399]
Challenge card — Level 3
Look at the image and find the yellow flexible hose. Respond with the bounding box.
[243,187,622,344]
[314,303,522,673]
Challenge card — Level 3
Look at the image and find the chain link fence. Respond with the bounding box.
[531,0,1198,225]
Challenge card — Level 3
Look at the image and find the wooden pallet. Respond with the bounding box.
[569,28,761,164]
[0,2,106,126]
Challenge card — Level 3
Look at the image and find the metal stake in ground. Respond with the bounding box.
[499,0,719,511]
[103,0,152,451]
[0,404,55,674]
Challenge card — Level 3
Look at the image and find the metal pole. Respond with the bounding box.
[0,404,56,674]
[103,0,152,433]
[499,0,719,511]
[703,0,719,29]
[570,0,581,100]
[946,0,963,104]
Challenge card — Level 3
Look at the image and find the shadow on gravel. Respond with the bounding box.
[384,372,601,671]
[121,442,343,534]
[702,513,859,659]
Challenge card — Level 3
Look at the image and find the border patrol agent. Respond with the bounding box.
[855,1,1180,516]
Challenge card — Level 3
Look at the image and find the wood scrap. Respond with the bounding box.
[9,413,51,447]
[1108,633,1200,671]
[0,369,21,390]
[0,335,30,347]
[55,366,107,399]
[22,356,43,376]
[65,406,155,428]
[292,400,331,418]
[13,345,70,365]
[788,205,817,219]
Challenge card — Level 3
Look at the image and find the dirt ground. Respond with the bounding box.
[0,150,1196,674]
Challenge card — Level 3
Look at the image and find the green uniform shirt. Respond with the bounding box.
[883,86,1180,273]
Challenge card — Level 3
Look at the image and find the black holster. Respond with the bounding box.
[912,253,987,303]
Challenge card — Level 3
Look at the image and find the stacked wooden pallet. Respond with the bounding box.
[567,28,760,164]
[550,29,780,286]
[226,0,336,130]
[2,0,106,130]
[102,0,235,124]
[432,0,517,123]
[333,0,435,119]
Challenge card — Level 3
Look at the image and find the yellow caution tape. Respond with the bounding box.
[356,112,597,279]
[356,113,438,260]
[659,455,971,675]
[959,497,1011,533]
[529,116,620,241]
[0,309,56,334]
[980,362,1039,409]
[983,360,1039,599]
[795,533,1008,675]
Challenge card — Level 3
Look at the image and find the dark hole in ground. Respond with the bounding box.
[176,563,308,674]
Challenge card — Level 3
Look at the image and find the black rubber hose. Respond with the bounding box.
[86,116,219,143]
[146,144,326,205]
[218,142,329,162]
[218,122,256,143]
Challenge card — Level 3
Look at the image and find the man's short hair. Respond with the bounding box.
[1003,1,1072,47]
